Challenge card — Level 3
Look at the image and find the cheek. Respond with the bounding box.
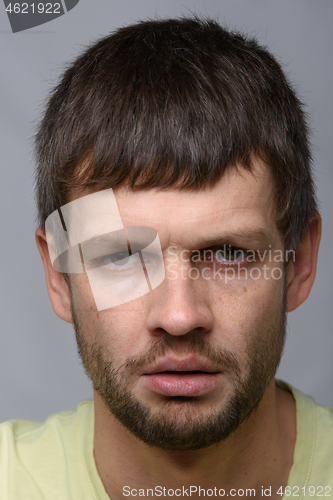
[70,273,148,357]
[208,272,285,357]
[97,309,147,357]
[70,273,97,324]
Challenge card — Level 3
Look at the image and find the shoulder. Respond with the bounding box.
[0,399,93,448]
[0,400,94,499]
[277,380,333,491]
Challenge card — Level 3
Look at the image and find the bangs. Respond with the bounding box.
[56,25,265,197]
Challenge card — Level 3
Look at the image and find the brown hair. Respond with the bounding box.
[34,16,317,250]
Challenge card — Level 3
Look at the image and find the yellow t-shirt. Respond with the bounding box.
[0,382,333,499]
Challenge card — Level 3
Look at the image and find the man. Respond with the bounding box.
[0,16,329,500]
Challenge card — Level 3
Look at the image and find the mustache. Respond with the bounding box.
[122,335,241,377]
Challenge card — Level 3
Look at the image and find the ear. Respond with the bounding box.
[35,226,73,323]
[286,214,322,312]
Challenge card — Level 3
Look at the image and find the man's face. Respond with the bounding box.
[68,160,287,451]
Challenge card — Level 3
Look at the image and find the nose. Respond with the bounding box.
[145,265,214,337]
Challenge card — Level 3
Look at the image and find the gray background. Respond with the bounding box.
[0,0,332,422]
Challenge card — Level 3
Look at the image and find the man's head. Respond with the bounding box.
[35,17,321,451]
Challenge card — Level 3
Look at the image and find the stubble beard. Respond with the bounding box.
[71,289,286,452]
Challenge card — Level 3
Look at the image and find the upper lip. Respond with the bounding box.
[142,355,221,375]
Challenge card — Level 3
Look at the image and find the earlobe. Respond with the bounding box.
[286,214,322,312]
[35,227,73,324]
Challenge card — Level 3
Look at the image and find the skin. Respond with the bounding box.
[36,159,321,499]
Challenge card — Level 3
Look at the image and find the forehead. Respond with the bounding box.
[70,159,279,248]
[114,161,278,244]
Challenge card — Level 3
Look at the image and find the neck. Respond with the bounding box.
[93,379,296,500]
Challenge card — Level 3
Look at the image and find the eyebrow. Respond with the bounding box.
[79,228,157,258]
[80,232,129,259]
[184,227,276,251]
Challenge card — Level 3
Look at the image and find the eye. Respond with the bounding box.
[96,250,139,269]
[215,246,245,262]
[109,251,131,266]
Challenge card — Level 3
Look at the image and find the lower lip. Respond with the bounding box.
[141,372,221,397]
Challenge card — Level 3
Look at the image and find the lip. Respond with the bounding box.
[142,354,219,375]
[141,355,222,397]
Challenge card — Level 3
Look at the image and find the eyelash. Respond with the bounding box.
[94,251,160,273]
[101,252,138,270]
[192,246,251,267]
